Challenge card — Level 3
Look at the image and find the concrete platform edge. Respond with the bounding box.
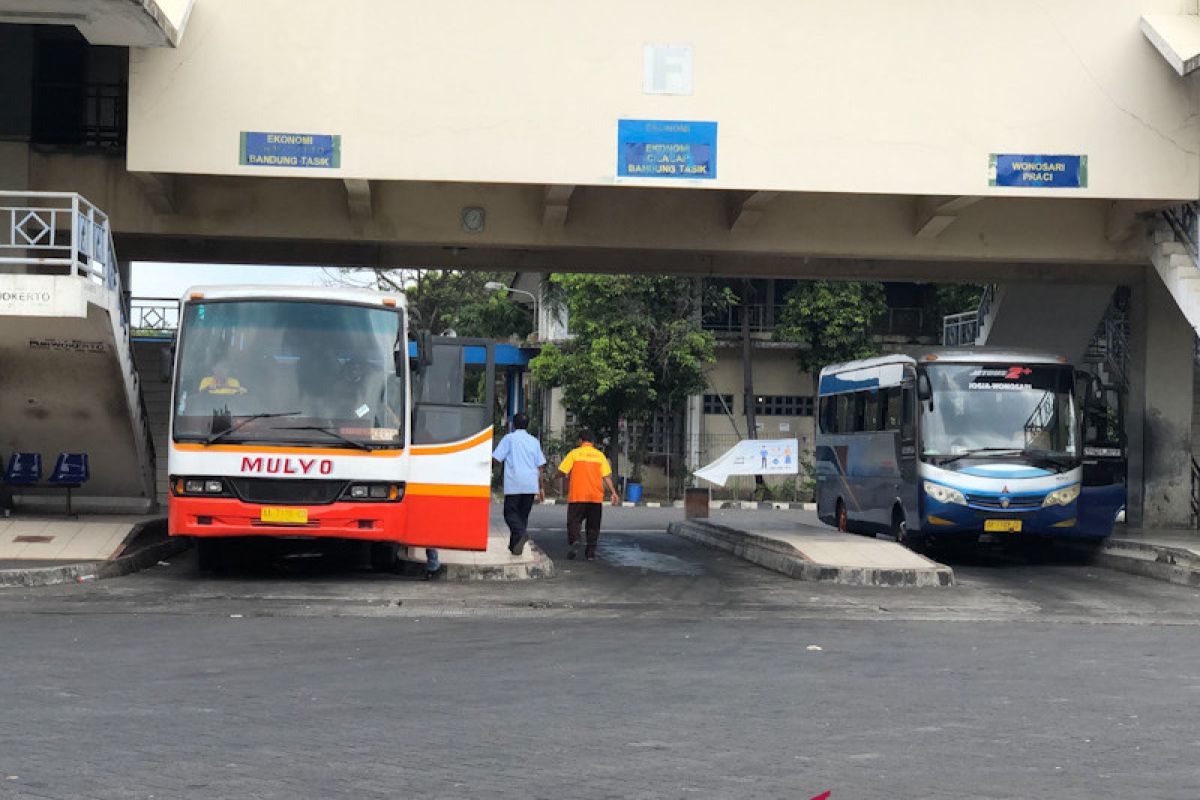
[668,520,954,588]
[1062,538,1200,588]
[0,519,184,588]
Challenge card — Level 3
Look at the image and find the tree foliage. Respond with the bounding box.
[333,268,533,340]
[530,275,715,476]
[931,283,985,321]
[774,281,888,374]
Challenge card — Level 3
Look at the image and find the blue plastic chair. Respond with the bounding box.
[4,453,42,486]
[50,453,89,516]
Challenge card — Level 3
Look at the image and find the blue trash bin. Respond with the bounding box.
[626,482,643,504]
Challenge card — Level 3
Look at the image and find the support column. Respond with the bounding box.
[1127,274,1194,529]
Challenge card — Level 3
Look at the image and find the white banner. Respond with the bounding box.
[693,438,799,487]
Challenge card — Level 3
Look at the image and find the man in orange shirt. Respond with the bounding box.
[557,429,620,561]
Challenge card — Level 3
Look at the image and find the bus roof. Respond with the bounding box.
[179,284,407,309]
[818,347,1071,395]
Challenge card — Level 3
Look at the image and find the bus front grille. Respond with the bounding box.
[228,478,349,506]
[965,494,1044,511]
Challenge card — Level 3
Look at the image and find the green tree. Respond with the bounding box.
[335,268,533,340]
[931,283,985,322]
[774,281,888,375]
[530,274,715,481]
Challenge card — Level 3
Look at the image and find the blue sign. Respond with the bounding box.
[240,132,341,169]
[618,119,717,180]
[989,154,1086,188]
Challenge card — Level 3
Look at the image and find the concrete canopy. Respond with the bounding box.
[0,0,191,47]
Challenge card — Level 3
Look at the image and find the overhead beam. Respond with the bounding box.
[130,171,177,215]
[542,185,576,228]
[913,195,981,239]
[344,179,373,224]
[727,191,779,232]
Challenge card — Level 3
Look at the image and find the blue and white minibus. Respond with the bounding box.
[815,349,1123,547]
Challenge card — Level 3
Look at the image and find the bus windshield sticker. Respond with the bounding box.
[355,403,370,418]
[371,427,399,441]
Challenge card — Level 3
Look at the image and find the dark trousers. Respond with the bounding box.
[567,502,603,553]
[503,493,536,550]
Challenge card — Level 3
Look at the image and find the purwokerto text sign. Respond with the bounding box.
[240,132,341,169]
[618,119,717,180]
[989,154,1087,188]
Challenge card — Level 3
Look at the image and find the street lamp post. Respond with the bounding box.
[484,281,540,337]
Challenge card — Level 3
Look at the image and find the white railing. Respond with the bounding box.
[0,191,120,290]
[942,310,979,346]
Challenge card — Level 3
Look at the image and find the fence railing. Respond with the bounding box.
[702,303,775,333]
[942,310,979,346]
[0,191,118,288]
[131,297,181,339]
[1162,203,1200,262]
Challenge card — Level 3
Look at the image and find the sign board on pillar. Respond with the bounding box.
[240,132,341,169]
[617,119,717,180]
[988,154,1087,188]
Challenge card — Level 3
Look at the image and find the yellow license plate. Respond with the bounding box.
[260,507,308,524]
[984,519,1022,533]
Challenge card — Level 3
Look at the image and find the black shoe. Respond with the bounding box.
[585,549,596,561]
[567,543,578,560]
[510,534,529,556]
[424,564,447,581]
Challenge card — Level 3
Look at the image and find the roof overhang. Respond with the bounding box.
[1141,14,1200,76]
[0,0,192,47]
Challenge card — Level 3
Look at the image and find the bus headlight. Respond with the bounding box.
[924,481,967,506]
[1043,485,1081,507]
[344,483,404,502]
[172,477,229,496]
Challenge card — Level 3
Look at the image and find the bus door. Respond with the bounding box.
[897,375,921,526]
[405,336,496,550]
[1076,372,1125,537]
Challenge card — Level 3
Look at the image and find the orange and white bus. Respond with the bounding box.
[166,285,494,570]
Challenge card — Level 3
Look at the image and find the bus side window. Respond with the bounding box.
[852,392,867,433]
[864,391,880,432]
[885,387,902,431]
[836,394,852,433]
[901,385,915,439]
[819,396,836,434]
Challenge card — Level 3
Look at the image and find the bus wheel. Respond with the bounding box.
[893,508,924,552]
[370,542,400,573]
[195,538,224,573]
[836,501,849,533]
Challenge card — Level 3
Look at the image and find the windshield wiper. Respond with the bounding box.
[205,411,300,445]
[270,425,372,451]
[936,447,1024,465]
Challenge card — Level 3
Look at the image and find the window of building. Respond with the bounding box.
[753,395,813,416]
[703,394,734,415]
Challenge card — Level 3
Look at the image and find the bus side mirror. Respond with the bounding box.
[410,330,433,372]
[917,373,932,402]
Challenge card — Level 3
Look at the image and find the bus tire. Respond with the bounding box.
[892,506,922,551]
[195,538,224,573]
[836,500,850,533]
[370,542,400,573]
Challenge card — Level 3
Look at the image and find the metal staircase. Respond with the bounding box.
[0,191,157,512]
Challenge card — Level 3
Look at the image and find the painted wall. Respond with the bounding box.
[128,0,1198,200]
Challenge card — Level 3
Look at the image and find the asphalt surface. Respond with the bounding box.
[2,506,1200,799]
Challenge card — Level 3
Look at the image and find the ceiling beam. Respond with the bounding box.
[130,171,177,215]
[542,185,576,228]
[727,191,779,232]
[913,195,981,239]
[344,179,373,225]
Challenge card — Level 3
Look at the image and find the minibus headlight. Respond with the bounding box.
[924,481,967,506]
[184,479,205,494]
[173,477,228,496]
[344,483,404,502]
[1043,484,1081,507]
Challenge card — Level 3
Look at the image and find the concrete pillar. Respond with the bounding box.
[1126,274,1194,529]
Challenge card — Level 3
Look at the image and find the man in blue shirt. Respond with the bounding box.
[492,413,546,555]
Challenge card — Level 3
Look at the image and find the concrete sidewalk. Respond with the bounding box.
[0,516,183,588]
[398,513,554,581]
[669,516,954,587]
[1079,526,1200,587]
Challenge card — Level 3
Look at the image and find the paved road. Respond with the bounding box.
[2,507,1199,799]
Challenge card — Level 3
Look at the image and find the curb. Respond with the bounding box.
[668,520,954,588]
[400,543,556,582]
[0,519,186,589]
[539,498,816,511]
[1064,538,1200,588]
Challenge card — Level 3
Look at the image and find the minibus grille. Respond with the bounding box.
[228,478,348,506]
[965,493,1044,511]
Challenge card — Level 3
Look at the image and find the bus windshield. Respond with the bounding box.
[920,363,1077,465]
[173,299,404,448]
